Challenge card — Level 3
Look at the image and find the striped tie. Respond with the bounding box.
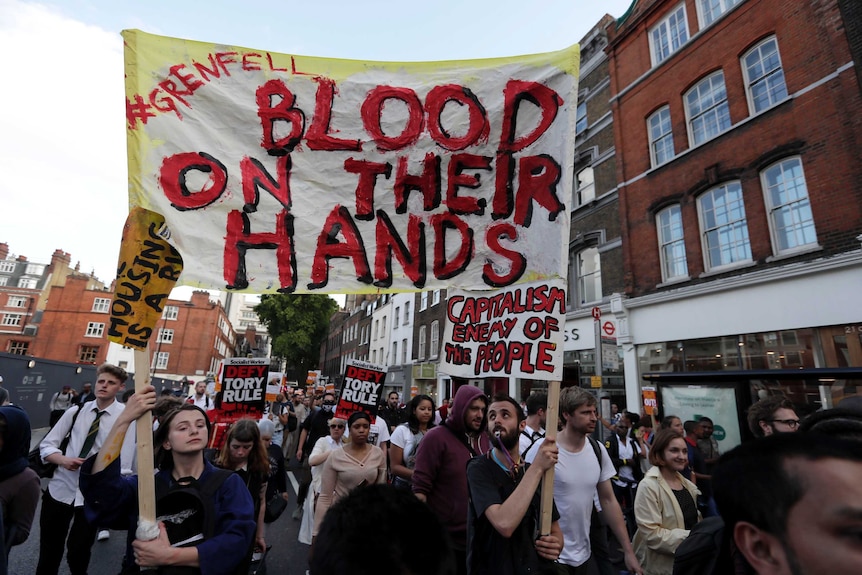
[78,410,105,458]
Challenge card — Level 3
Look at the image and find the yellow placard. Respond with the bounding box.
[108,207,184,350]
[590,375,603,388]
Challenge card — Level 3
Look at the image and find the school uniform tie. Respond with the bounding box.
[79,410,106,458]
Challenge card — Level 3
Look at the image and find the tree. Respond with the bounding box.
[254,294,339,380]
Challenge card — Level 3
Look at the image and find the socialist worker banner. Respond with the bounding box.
[439,279,566,380]
[123,30,578,294]
[335,359,385,423]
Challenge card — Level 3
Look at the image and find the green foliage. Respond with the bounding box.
[254,294,339,378]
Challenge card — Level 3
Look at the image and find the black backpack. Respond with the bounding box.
[672,515,725,575]
[153,468,234,575]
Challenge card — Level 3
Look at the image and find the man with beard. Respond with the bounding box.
[466,394,562,575]
[413,385,491,575]
[712,433,862,575]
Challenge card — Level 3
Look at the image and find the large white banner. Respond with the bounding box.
[439,279,566,380]
[124,30,577,294]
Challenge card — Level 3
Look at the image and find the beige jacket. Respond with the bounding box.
[632,466,701,575]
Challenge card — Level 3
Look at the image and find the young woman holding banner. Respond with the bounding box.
[79,387,256,575]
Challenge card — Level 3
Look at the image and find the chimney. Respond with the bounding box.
[0,243,8,260]
[191,290,211,306]
[51,249,71,266]
[16,255,27,262]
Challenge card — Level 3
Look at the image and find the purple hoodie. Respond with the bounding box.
[412,385,491,550]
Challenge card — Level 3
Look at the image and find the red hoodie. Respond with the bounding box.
[411,385,491,550]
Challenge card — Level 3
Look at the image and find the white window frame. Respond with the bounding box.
[576,247,602,306]
[697,182,753,271]
[85,322,106,337]
[649,3,689,66]
[402,338,408,364]
[403,301,410,324]
[163,305,179,320]
[157,328,175,344]
[697,0,742,28]
[648,106,675,167]
[760,157,818,255]
[576,101,587,134]
[0,262,15,273]
[152,351,169,370]
[420,292,429,311]
[742,36,788,115]
[394,306,400,326]
[1,313,22,326]
[575,167,595,208]
[430,320,440,359]
[685,71,731,147]
[392,341,398,364]
[0,277,7,287]
[24,263,44,276]
[92,297,111,313]
[7,296,27,308]
[418,325,427,361]
[17,278,37,289]
[432,290,441,306]
[656,205,689,282]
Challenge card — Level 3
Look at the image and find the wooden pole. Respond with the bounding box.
[133,348,157,539]
[539,380,560,536]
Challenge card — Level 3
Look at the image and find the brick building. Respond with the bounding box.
[31,275,115,365]
[606,0,862,410]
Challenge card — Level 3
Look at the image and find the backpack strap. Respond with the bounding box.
[520,429,545,460]
[587,435,602,465]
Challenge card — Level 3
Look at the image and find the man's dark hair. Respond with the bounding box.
[622,411,639,426]
[799,407,862,440]
[311,483,455,575]
[683,420,699,434]
[524,392,547,416]
[490,393,525,424]
[698,416,714,424]
[713,433,862,538]
[746,395,795,438]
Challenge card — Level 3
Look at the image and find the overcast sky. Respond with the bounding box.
[0,0,634,300]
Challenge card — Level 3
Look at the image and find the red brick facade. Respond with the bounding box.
[607,0,862,296]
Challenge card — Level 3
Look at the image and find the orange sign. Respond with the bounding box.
[643,386,657,415]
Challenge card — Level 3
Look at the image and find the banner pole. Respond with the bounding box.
[133,348,157,541]
[539,379,560,535]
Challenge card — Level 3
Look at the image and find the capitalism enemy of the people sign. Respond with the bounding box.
[440,280,566,380]
[335,360,385,422]
[123,30,577,294]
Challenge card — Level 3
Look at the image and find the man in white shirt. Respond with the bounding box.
[36,363,136,575]
[526,387,642,575]
[187,380,212,410]
[519,391,547,460]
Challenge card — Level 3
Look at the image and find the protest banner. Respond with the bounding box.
[208,357,270,449]
[108,207,184,542]
[123,30,576,295]
[439,279,566,380]
[335,359,385,422]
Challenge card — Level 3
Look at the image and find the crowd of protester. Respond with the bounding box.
[4,362,861,575]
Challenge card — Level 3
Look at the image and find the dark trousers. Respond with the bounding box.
[296,458,311,505]
[556,556,597,575]
[35,490,97,575]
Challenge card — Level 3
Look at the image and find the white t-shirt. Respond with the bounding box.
[527,436,615,567]
[390,424,425,467]
[519,424,545,459]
